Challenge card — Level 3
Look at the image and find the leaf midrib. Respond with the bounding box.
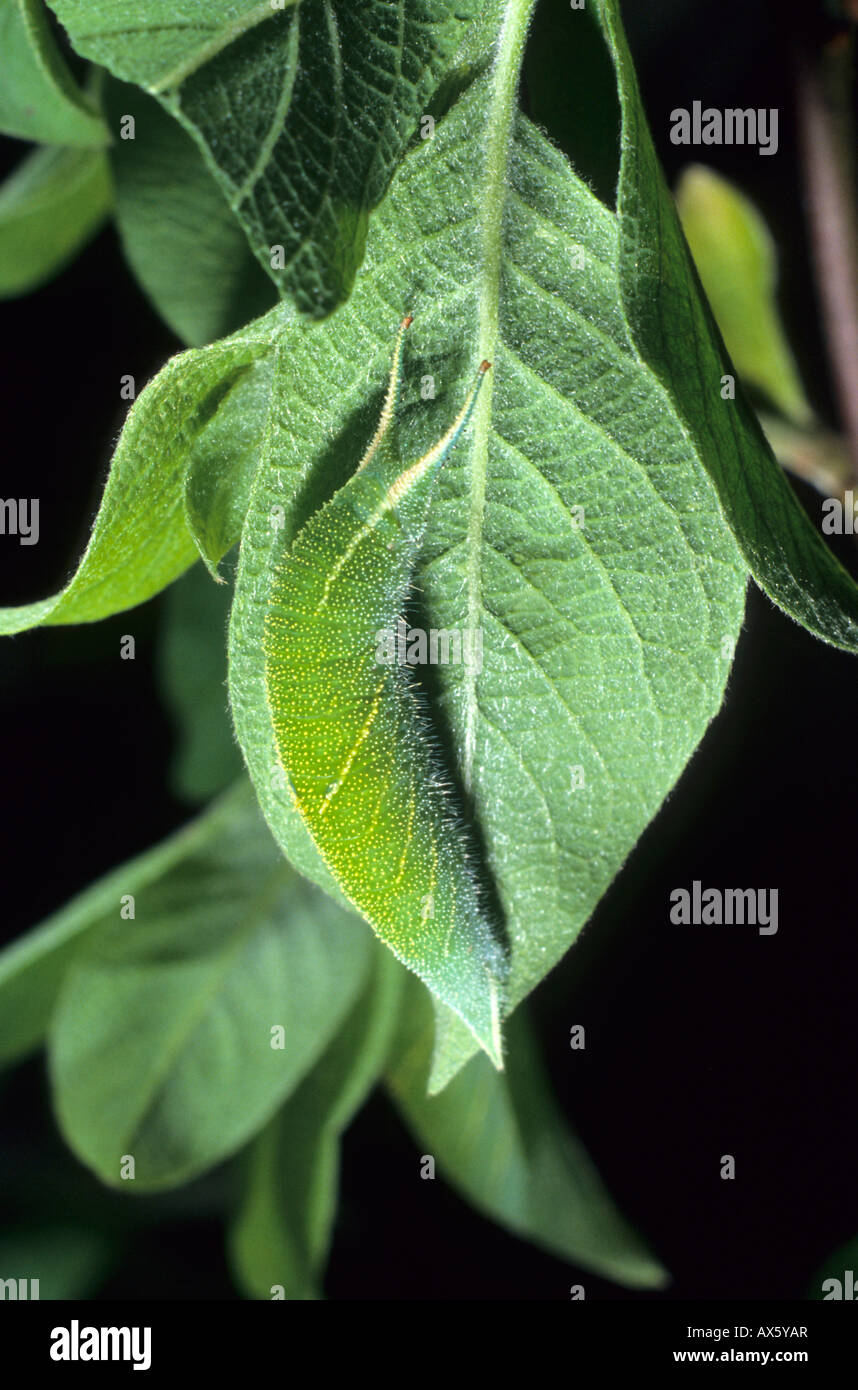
[463,0,535,790]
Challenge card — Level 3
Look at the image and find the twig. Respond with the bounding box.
[795,31,858,478]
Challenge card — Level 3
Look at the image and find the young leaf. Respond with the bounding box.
[228,944,403,1300]
[228,0,747,1087]
[49,781,372,1190]
[103,77,276,346]
[0,0,106,146]
[387,978,667,1289]
[47,0,485,315]
[264,332,504,1066]
[0,327,271,634]
[595,0,858,654]
[0,144,110,298]
[675,164,813,427]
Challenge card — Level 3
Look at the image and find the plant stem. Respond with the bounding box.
[795,31,858,479]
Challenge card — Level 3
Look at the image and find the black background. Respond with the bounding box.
[1,0,856,1300]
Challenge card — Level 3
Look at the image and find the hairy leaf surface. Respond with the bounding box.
[0,328,272,633]
[228,0,748,1084]
[47,0,485,314]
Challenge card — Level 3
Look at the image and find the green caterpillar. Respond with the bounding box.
[263,317,506,1066]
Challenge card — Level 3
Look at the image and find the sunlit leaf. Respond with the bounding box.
[676,163,813,425]
[0,327,271,633]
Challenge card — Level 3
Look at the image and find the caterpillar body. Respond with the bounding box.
[263,318,505,1066]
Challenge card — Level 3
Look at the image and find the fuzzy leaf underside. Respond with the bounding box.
[47,0,486,315]
[103,76,277,347]
[227,18,748,1085]
[0,330,273,635]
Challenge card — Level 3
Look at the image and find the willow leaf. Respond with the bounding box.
[228,944,403,1300]
[157,561,243,804]
[388,978,667,1289]
[228,0,747,1084]
[0,329,272,635]
[48,782,371,1190]
[47,0,485,315]
[0,792,233,1067]
[595,0,858,654]
[104,77,276,347]
[675,165,813,427]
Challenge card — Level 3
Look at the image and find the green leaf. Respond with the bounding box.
[0,326,271,634]
[47,0,486,315]
[49,781,372,1190]
[0,0,106,145]
[387,978,667,1289]
[103,76,276,346]
[0,143,111,297]
[675,164,813,426]
[228,943,403,1300]
[157,561,244,804]
[595,0,858,655]
[228,0,746,1083]
[0,797,227,1067]
[183,353,276,575]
